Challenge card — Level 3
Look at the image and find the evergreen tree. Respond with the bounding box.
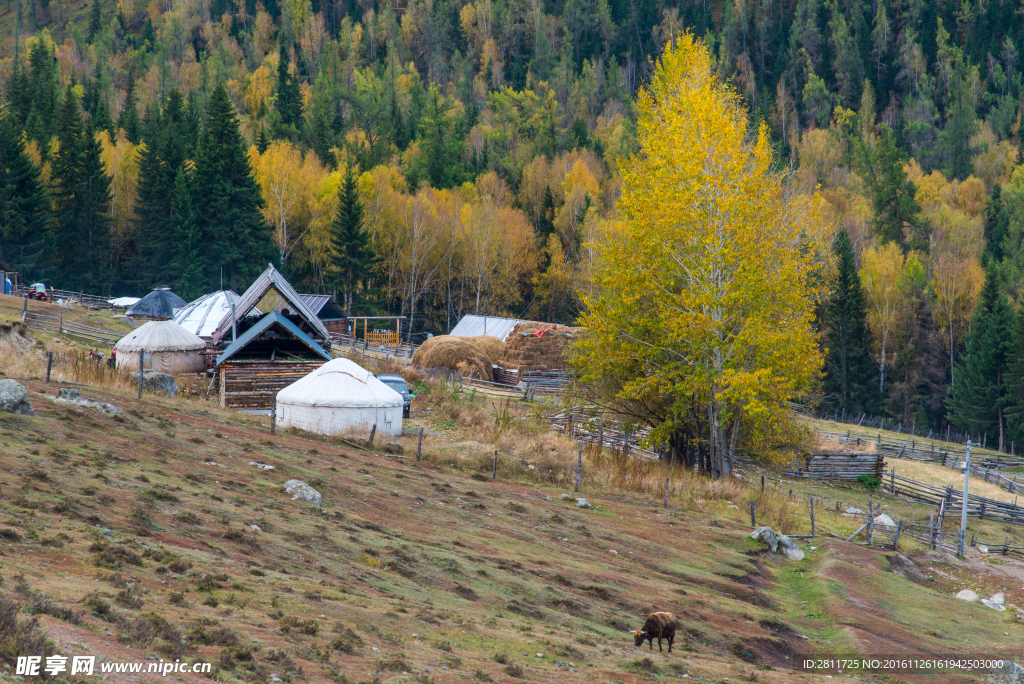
[119,78,141,145]
[941,53,979,181]
[415,85,462,189]
[79,121,112,290]
[256,126,270,154]
[88,0,103,42]
[820,228,878,418]
[0,105,52,280]
[1001,308,1024,445]
[24,40,60,148]
[865,126,924,250]
[194,84,276,291]
[983,184,1008,263]
[275,43,302,130]
[329,167,380,314]
[170,168,202,299]
[946,264,1014,447]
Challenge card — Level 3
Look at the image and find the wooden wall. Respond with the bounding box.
[219,360,325,411]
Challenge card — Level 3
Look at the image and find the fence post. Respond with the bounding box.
[810,497,815,536]
[271,398,276,434]
[492,450,498,480]
[45,351,53,383]
[597,422,604,450]
[761,475,765,493]
[929,513,935,549]
[138,352,144,399]
[867,501,874,545]
[750,500,756,527]
[417,427,423,462]
[575,442,582,492]
[891,469,895,495]
[664,478,670,508]
[59,310,63,335]
[368,424,377,448]
[894,521,902,550]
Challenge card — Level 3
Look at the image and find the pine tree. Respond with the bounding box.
[88,0,103,42]
[983,184,1008,262]
[119,79,142,145]
[78,121,112,290]
[821,228,878,418]
[132,104,172,286]
[1002,308,1024,445]
[865,126,924,250]
[0,105,52,281]
[275,43,302,130]
[24,40,60,148]
[415,85,462,189]
[329,167,380,315]
[946,264,1014,447]
[941,52,979,181]
[170,168,202,300]
[256,126,269,154]
[194,84,276,291]
[50,86,85,287]
[538,185,556,238]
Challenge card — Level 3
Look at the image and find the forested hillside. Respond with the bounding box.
[1,0,1024,441]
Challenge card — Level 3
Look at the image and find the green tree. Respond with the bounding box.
[119,78,141,145]
[414,85,462,189]
[170,168,202,300]
[329,167,380,315]
[821,228,878,418]
[941,53,979,181]
[983,184,1008,262]
[0,105,52,280]
[946,264,1014,448]
[88,0,103,42]
[194,84,276,291]
[864,126,924,250]
[275,43,303,131]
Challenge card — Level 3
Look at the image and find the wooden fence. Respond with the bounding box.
[219,360,325,410]
[814,428,1022,468]
[23,310,123,346]
[783,451,887,481]
[547,410,660,460]
[886,471,1024,525]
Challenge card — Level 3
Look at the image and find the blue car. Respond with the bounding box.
[376,373,411,418]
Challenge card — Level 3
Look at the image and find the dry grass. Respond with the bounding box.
[411,335,494,381]
[888,458,1021,504]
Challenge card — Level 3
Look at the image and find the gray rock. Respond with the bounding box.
[52,388,122,415]
[979,544,989,554]
[777,533,805,561]
[981,598,1007,611]
[873,514,897,528]
[575,498,594,510]
[956,589,980,602]
[0,379,34,416]
[283,479,322,508]
[559,494,574,501]
[382,441,404,455]
[845,506,865,515]
[130,370,178,397]
[750,527,780,553]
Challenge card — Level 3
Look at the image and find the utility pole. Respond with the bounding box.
[958,440,974,557]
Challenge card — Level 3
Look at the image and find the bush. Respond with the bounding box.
[858,474,881,491]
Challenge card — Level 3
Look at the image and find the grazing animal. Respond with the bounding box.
[633,612,676,652]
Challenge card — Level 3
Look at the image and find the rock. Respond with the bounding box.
[750,527,780,553]
[873,514,896,528]
[955,589,980,602]
[0,380,34,416]
[845,506,864,515]
[52,388,122,414]
[382,441,404,455]
[991,592,1005,605]
[575,498,594,510]
[130,370,178,397]
[980,597,1007,611]
[727,502,739,510]
[283,480,322,508]
[978,544,988,554]
[776,533,805,561]
[559,494,574,501]
[250,525,262,533]
[248,462,275,470]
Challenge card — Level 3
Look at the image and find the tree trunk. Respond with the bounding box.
[879,340,886,394]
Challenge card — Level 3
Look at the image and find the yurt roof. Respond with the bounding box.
[126,288,187,318]
[174,290,245,338]
[276,358,403,409]
[114,320,206,353]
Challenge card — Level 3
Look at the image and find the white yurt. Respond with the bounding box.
[275,358,404,437]
[174,290,241,339]
[115,321,208,375]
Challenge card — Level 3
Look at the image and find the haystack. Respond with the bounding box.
[499,322,579,371]
[411,335,500,381]
[463,335,506,365]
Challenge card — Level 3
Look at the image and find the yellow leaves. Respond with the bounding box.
[245,65,274,115]
[859,242,908,360]
[97,130,141,245]
[931,252,984,359]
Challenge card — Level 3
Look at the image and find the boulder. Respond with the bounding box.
[382,441,404,455]
[844,506,864,515]
[0,380,34,416]
[750,527,780,553]
[575,498,594,510]
[873,514,896,528]
[130,370,178,397]
[53,388,122,415]
[981,592,1007,611]
[283,479,322,507]
[559,494,574,501]
[978,544,989,554]
[955,589,980,602]
[777,533,805,561]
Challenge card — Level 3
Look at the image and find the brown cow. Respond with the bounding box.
[633,612,676,652]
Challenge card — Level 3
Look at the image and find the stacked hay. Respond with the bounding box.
[411,335,505,381]
[499,322,579,371]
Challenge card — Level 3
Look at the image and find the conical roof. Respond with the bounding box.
[115,320,206,353]
[174,291,242,338]
[126,288,187,319]
[276,358,403,408]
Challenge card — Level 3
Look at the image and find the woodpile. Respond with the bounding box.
[499,322,579,372]
[219,360,324,410]
[783,451,886,481]
[410,335,504,381]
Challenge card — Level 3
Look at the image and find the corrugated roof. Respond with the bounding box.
[449,315,534,342]
[216,311,332,365]
[211,265,332,345]
[298,294,347,320]
[174,291,242,338]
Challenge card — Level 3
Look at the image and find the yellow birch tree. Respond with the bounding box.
[572,33,826,474]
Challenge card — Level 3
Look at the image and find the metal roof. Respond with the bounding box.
[449,315,534,342]
[298,294,347,319]
[216,311,332,365]
[211,265,332,344]
[174,290,242,338]
[126,288,187,319]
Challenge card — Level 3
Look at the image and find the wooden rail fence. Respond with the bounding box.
[783,451,887,481]
[886,471,1024,525]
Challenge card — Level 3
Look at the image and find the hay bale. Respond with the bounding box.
[499,322,579,371]
[411,335,494,381]
[463,335,506,364]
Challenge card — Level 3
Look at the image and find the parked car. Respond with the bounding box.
[28,283,48,302]
[376,373,412,418]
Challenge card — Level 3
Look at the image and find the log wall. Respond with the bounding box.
[219,360,325,410]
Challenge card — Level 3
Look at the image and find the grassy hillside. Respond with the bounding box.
[0,336,1022,682]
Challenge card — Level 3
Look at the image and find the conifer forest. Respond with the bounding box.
[1,0,1024,442]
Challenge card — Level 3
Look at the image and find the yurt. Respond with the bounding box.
[126,288,187,321]
[115,321,208,374]
[275,358,404,436]
[174,290,242,339]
